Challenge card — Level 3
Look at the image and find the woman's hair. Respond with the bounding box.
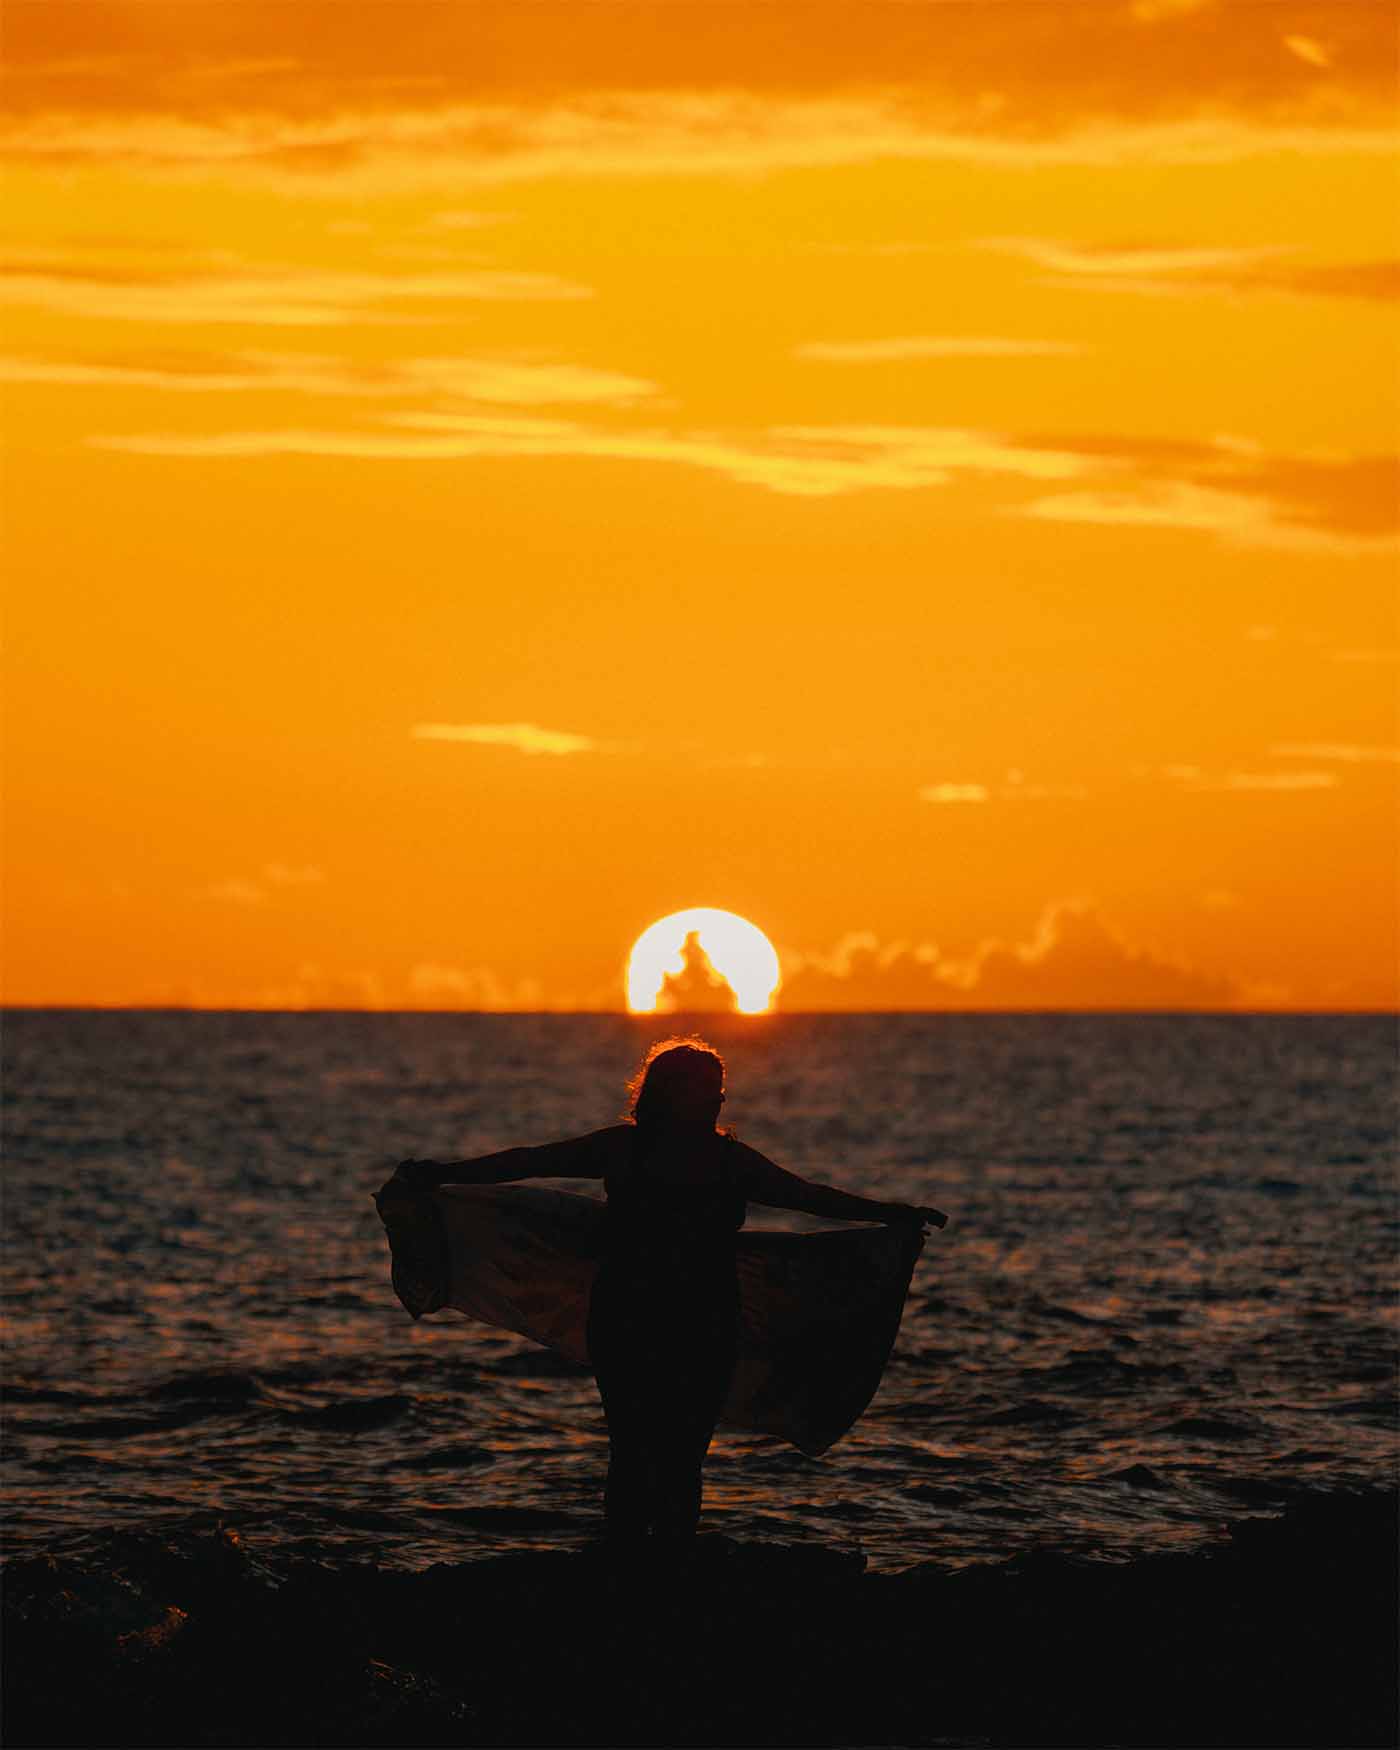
[626,1036,727,1131]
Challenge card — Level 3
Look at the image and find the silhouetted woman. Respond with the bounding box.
[394,1039,944,1548]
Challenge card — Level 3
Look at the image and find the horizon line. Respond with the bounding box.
[3,1004,1395,1019]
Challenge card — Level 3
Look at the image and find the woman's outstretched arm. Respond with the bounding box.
[739,1143,947,1228]
[397,1126,627,1188]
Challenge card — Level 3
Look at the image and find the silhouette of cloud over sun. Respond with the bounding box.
[655,931,740,1014]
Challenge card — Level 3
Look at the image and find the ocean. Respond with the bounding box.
[3,1010,1396,1574]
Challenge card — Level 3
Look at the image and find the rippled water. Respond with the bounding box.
[3,1011,1395,1572]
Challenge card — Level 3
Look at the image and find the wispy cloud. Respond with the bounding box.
[86,401,1396,550]
[204,862,327,906]
[984,237,1285,279]
[984,235,1400,303]
[5,0,1394,198]
[0,262,589,327]
[430,210,509,231]
[1020,442,1399,554]
[796,336,1085,362]
[8,0,1392,119]
[1131,0,1215,21]
[88,409,1394,552]
[919,773,1089,805]
[3,97,1394,198]
[1002,777,1091,801]
[92,417,1098,498]
[1164,768,1340,792]
[1279,261,1400,301]
[206,878,265,906]
[1,354,267,393]
[1283,34,1332,70]
[412,721,603,756]
[1270,742,1400,764]
[0,348,654,407]
[1022,483,1394,555]
[263,862,326,885]
[401,358,652,406]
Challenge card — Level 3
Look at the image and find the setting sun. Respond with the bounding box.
[626,909,782,1015]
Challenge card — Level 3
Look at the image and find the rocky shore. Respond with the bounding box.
[4,1490,1395,1748]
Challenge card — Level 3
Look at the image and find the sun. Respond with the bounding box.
[626,908,781,1015]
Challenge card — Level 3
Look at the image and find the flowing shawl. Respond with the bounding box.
[373,1179,924,1458]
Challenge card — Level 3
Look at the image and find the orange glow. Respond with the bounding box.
[627,911,781,1014]
[1,3,1396,1011]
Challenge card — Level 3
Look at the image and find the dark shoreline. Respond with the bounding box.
[4,1489,1396,1749]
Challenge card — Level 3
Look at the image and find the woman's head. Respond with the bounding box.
[627,1037,726,1132]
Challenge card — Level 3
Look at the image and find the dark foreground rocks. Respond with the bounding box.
[3,1491,1395,1748]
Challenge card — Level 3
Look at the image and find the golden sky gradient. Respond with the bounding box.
[4,0,1397,1010]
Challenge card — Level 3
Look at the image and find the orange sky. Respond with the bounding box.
[4,0,1397,1011]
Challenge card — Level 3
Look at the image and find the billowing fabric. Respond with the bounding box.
[373,1179,923,1457]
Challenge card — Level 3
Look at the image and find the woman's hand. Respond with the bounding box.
[883,1201,949,1230]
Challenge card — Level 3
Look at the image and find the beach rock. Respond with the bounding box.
[3,1490,1394,1747]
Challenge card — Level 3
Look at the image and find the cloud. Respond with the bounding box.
[1330,648,1399,665]
[250,964,386,1010]
[779,901,1239,1010]
[984,237,1286,279]
[0,0,1391,250]
[400,358,652,406]
[407,962,543,1010]
[263,862,326,885]
[91,416,1099,498]
[1270,742,1400,764]
[2,93,1394,199]
[0,348,654,407]
[431,210,508,231]
[412,721,602,756]
[919,783,990,805]
[1,354,276,393]
[204,863,326,904]
[5,0,1396,199]
[920,773,1090,804]
[86,398,1395,549]
[0,262,590,327]
[985,235,1400,303]
[1019,441,1399,554]
[935,901,1238,1009]
[778,933,943,1011]
[1273,261,1400,300]
[4,0,1388,111]
[1022,482,1305,544]
[1131,0,1215,20]
[1164,768,1340,791]
[796,336,1085,362]
[206,878,265,906]
[1283,35,1332,70]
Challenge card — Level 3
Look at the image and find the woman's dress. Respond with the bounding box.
[585,1133,748,1536]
